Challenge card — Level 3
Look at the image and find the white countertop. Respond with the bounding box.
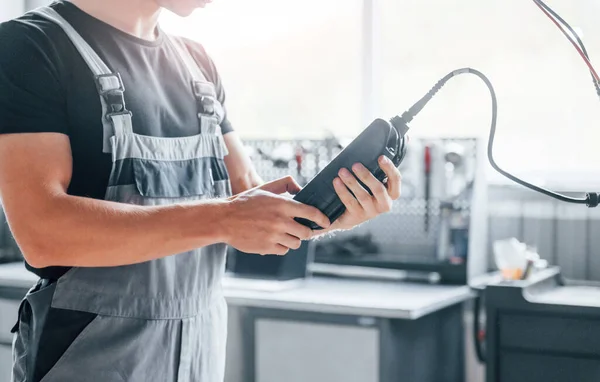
[529,285,600,308]
[0,262,473,320]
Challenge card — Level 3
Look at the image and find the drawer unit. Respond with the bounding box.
[483,269,600,382]
[239,304,465,382]
[499,352,600,382]
[499,314,600,356]
[256,318,379,382]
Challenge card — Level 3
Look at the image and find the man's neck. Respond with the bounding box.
[69,0,161,41]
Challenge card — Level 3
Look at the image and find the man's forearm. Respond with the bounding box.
[222,132,265,194]
[11,193,230,268]
[229,170,264,195]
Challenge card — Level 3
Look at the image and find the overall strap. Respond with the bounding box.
[29,6,134,150]
[168,35,208,82]
[167,35,224,134]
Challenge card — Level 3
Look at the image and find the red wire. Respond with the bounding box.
[534,0,600,82]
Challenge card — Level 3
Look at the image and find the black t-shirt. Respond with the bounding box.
[0,1,234,279]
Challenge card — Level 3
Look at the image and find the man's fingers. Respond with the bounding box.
[284,220,314,241]
[260,175,302,195]
[284,176,303,194]
[289,202,331,229]
[333,177,361,214]
[270,244,290,256]
[258,178,283,194]
[352,162,392,213]
[338,168,372,207]
[379,156,402,200]
[277,234,302,250]
[351,163,387,200]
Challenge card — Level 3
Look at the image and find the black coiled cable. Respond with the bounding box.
[391,68,600,207]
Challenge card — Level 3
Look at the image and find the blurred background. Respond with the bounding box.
[157,0,600,178]
[1,1,600,382]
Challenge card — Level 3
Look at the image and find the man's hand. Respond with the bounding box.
[223,176,330,255]
[328,155,402,231]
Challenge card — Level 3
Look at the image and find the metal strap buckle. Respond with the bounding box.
[104,90,127,114]
[192,81,216,116]
[197,96,215,116]
[106,110,133,122]
[95,73,125,95]
[94,73,129,117]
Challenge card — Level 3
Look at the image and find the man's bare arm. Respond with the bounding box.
[0,133,330,268]
[223,132,264,194]
[0,133,232,268]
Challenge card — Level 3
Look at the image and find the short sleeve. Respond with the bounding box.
[0,19,68,136]
[181,37,235,135]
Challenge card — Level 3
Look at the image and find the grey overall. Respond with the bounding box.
[12,6,232,382]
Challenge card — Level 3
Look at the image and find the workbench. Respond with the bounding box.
[483,267,600,382]
[0,262,475,382]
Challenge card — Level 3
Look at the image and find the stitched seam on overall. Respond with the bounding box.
[125,131,221,142]
[55,283,223,301]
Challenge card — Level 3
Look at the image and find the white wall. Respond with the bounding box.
[24,0,49,10]
[0,0,24,22]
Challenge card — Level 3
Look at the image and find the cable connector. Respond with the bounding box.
[400,111,414,124]
[400,73,454,124]
[586,193,600,207]
[390,115,410,137]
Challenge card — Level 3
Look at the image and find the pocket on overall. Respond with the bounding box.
[38,315,126,382]
[132,157,227,198]
[11,282,54,382]
[11,283,99,382]
[37,314,104,382]
[40,315,184,382]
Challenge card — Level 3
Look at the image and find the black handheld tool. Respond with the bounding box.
[293,117,410,230]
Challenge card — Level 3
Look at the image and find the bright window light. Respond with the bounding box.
[160,0,364,140]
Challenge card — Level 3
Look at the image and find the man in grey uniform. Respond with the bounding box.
[0,0,403,381]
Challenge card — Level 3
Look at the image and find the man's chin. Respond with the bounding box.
[163,0,213,17]
[195,0,213,8]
